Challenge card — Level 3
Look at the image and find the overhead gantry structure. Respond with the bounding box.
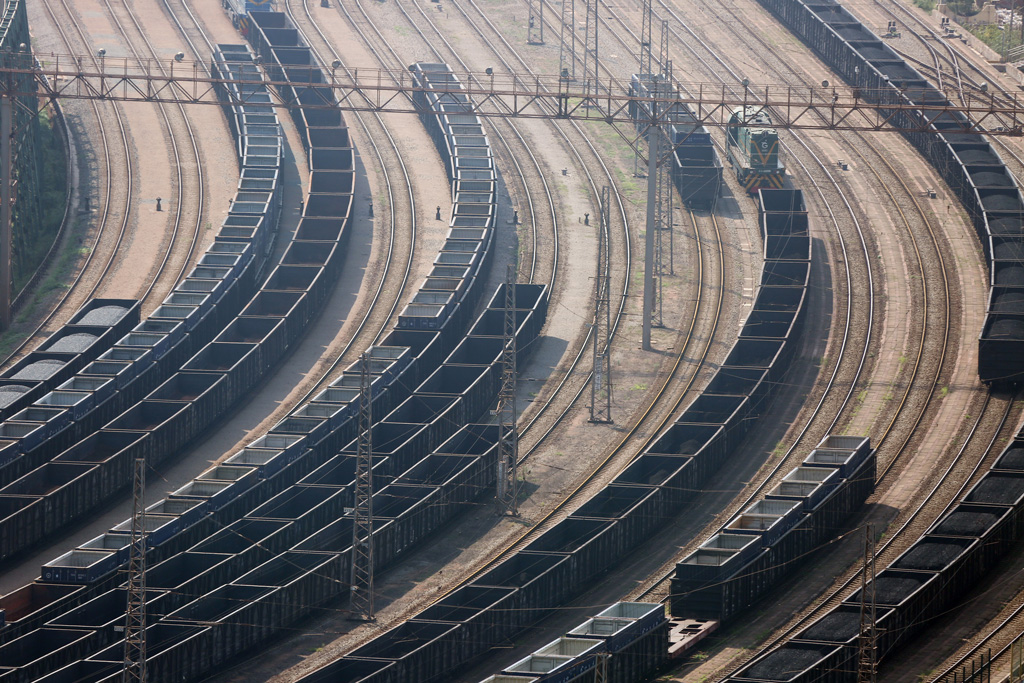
[0,50,1022,329]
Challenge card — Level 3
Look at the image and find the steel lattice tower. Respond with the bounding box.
[497,264,519,515]
[857,525,878,683]
[595,652,610,683]
[350,352,375,621]
[527,0,544,44]
[122,457,147,683]
[590,185,613,423]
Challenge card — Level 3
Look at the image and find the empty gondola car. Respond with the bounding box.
[726,105,785,193]
[630,74,722,210]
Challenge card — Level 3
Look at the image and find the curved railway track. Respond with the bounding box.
[504,7,1002,680]
[255,0,417,401]
[590,0,870,448]
[680,0,955,473]
[332,0,559,287]
[855,0,1024,186]
[358,0,752,585]
[932,573,1024,682]
[644,0,1018,676]
[97,0,205,310]
[1,0,135,368]
[325,0,643,459]
[723,392,1017,677]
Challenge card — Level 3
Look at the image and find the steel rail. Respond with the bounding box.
[0,0,134,368]
[100,0,204,311]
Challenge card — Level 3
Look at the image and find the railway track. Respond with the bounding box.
[95,0,205,309]
[645,0,1021,677]
[835,5,1024,678]
[2,0,135,368]
[473,4,1003,681]
[210,0,742,671]
[256,0,418,397]
[720,392,1017,678]
[360,0,746,588]
[684,0,960,470]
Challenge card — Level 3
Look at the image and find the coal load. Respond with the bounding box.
[966,476,1024,505]
[77,305,129,326]
[989,319,1024,338]
[800,611,860,642]
[971,172,1013,187]
[981,195,1023,212]
[991,292,1024,313]
[870,576,925,605]
[12,360,65,381]
[994,242,1024,261]
[933,511,999,536]
[987,217,1023,235]
[893,542,964,571]
[996,447,1024,470]
[995,266,1024,286]
[47,334,98,354]
[957,149,1001,165]
[745,648,824,680]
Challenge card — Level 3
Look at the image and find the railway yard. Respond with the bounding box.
[0,0,1023,680]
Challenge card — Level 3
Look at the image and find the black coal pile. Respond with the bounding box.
[800,611,860,642]
[981,195,1023,212]
[966,476,1024,505]
[933,511,998,536]
[970,172,1012,187]
[996,447,1024,470]
[956,149,1000,166]
[894,541,964,571]
[744,645,829,681]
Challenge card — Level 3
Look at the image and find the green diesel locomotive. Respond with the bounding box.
[726,105,785,193]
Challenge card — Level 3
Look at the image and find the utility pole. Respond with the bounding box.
[659,20,670,75]
[0,78,12,331]
[527,0,544,44]
[857,524,877,683]
[590,185,613,424]
[654,125,666,328]
[658,60,675,275]
[559,0,577,81]
[582,0,600,100]
[350,352,374,621]
[643,107,660,350]
[123,457,147,683]
[497,264,519,515]
[640,0,653,76]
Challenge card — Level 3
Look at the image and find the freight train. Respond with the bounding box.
[754,0,1024,383]
[671,435,875,623]
[0,51,549,683]
[724,422,1024,683]
[299,187,814,683]
[629,73,723,210]
[727,105,786,193]
[0,43,289,564]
